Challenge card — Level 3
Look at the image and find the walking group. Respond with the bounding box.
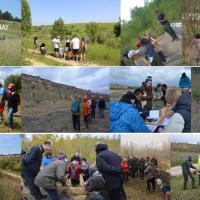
[123,10,178,66]
[110,72,191,133]
[71,95,106,131]
[21,141,126,200]
[0,82,20,131]
[34,34,87,62]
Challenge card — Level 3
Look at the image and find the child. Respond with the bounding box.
[40,43,46,55]
[68,161,81,186]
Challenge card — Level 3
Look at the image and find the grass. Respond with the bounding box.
[171,175,200,200]
[0,20,21,65]
[171,151,199,167]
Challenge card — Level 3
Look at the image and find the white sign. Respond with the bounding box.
[0,24,9,31]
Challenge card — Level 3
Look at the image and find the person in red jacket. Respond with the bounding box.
[68,160,81,186]
[121,158,129,183]
[82,96,91,129]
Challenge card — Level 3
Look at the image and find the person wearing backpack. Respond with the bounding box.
[71,97,81,131]
[81,157,90,182]
[83,96,91,129]
[68,161,81,186]
[91,96,96,119]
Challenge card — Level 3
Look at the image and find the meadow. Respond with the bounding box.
[0,20,21,65]
[23,23,120,66]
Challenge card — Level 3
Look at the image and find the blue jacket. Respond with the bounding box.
[42,156,54,167]
[21,145,44,177]
[110,101,149,133]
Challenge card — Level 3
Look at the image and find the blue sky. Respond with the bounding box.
[29,0,120,25]
[0,135,21,155]
[171,134,200,144]
[0,67,21,84]
[111,67,191,87]
[0,0,21,18]
[22,67,110,94]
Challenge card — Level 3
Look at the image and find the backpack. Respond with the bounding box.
[71,166,77,179]
[71,100,79,113]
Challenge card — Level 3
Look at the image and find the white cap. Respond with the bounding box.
[128,50,139,59]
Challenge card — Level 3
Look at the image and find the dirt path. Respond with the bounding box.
[124,178,163,200]
[22,105,109,132]
[158,23,182,66]
[28,58,48,66]
[170,165,197,176]
[27,49,98,66]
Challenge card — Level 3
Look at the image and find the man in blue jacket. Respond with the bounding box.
[95,143,125,200]
[22,140,53,200]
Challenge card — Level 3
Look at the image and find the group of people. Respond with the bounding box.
[0,82,20,131]
[71,95,106,131]
[110,72,191,133]
[124,10,178,66]
[34,34,87,62]
[21,141,126,200]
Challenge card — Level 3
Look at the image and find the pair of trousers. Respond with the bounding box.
[7,107,14,128]
[72,114,80,131]
[147,178,156,191]
[163,23,178,39]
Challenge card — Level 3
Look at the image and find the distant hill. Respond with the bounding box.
[171,143,200,153]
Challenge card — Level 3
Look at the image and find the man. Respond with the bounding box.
[91,96,96,119]
[52,36,60,58]
[95,143,123,200]
[34,153,68,200]
[155,10,178,41]
[70,152,81,164]
[182,156,197,190]
[98,96,106,119]
[71,34,80,61]
[71,97,81,131]
[21,140,53,200]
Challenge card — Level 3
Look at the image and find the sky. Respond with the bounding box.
[0,0,21,18]
[171,134,200,144]
[110,67,191,87]
[21,67,110,94]
[0,67,21,84]
[29,0,120,25]
[121,134,169,148]
[0,135,21,155]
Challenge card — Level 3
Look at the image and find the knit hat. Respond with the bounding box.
[179,72,191,88]
[145,76,152,82]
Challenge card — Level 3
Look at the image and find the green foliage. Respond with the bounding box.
[113,20,121,37]
[0,10,20,22]
[21,0,32,36]
[0,156,21,172]
[106,37,120,48]
[4,74,21,91]
[86,22,98,43]
[51,18,65,40]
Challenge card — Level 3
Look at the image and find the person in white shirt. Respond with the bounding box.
[52,36,60,58]
[71,34,80,61]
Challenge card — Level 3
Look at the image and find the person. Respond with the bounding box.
[198,155,200,186]
[91,96,96,119]
[145,160,157,192]
[152,157,158,168]
[42,149,54,167]
[34,36,39,51]
[83,96,90,129]
[34,153,68,200]
[68,160,81,186]
[161,84,168,105]
[85,164,109,200]
[182,156,197,190]
[80,37,87,61]
[0,82,6,123]
[40,43,46,55]
[141,76,153,116]
[127,157,133,178]
[140,38,164,66]
[139,158,146,180]
[95,143,124,200]
[21,141,52,200]
[98,96,106,118]
[70,152,81,164]
[4,83,20,131]
[80,157,90,182]
[121,158,129,182]
[52,36,60,57]
[71,97,81,131]
[192,33,200,66]
[65,36,71,60]
[154,83,164,108]
[155,10,178,41]
[71,34,80,61]
[110,92,149,132]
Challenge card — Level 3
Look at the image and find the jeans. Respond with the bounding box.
[84,115,89,128]
[183,173,195,189]
[44,188,60,200]
[72,114,80,131]
[163,23,178,39]
[22,175,42,200]
[7,107,14,129]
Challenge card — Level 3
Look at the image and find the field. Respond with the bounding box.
[23,23,120,66]
[0,20,21,65]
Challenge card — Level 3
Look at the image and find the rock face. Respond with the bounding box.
[22,74,108,107]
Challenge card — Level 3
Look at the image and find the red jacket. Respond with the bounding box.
[68,162,81,180]
[121,161,129,173]
[83,100,90,116]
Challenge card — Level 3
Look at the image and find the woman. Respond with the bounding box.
[110,92,149,133]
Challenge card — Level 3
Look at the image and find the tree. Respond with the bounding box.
[21,0,32,36]
[114,19,121,37]
[51,18,65,40]
[86,22,98,43]
[4,74,21,91]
